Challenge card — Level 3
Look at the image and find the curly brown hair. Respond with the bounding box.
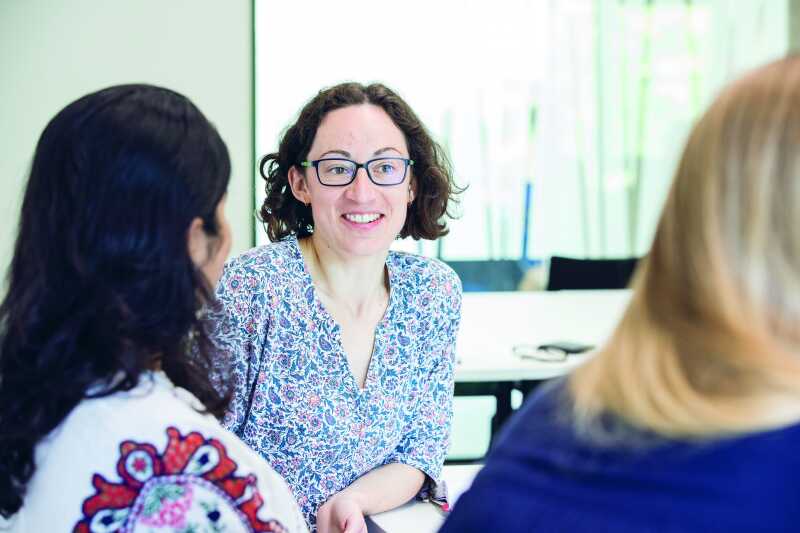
[259,82,462,241]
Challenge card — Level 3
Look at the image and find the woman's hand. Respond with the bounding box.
[316,464,424,532]
[316,492,368,533]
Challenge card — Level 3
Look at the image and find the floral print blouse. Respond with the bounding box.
[210,236,462,529]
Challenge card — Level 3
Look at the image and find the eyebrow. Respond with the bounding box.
[317,147,404,159]
[373,146,403,156]
[318,149,351,158]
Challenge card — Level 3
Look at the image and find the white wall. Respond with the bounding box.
[0,0,254,289]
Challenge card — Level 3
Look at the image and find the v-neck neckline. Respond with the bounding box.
[289,235,398,394]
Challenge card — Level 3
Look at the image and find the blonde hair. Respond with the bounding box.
[570,55,800,439]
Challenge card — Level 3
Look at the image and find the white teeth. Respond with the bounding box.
[344,213,381,224]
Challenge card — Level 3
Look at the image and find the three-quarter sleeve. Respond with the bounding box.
[210,258,271,436]
[385,269,462,492]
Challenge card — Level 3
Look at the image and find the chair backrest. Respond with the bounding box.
[445,260,527,292]
[546,256,639,291]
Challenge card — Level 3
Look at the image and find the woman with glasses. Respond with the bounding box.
[0,84,307,532]
[441,56,800,532]
[210,83,462,532]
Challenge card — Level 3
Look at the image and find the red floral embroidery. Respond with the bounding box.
[73,427,287,532]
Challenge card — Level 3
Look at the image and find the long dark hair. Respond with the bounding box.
[0,84,231,517]
[259,82,462,241]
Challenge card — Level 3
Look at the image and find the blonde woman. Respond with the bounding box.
[442,55,800,532]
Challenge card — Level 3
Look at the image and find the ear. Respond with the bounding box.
[288,165,312,205]
[187,217,209,267]
[408,176,417,204]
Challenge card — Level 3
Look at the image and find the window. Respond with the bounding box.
[255,0,787,265]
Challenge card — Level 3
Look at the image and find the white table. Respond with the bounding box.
[455,289,631,382]
[367,464,481,533]
[451,289,631,444]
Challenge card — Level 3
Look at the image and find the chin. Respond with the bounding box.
[337,231,397,257]
[342,240,393,258]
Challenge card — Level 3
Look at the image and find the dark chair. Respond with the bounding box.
[445,259,528,292]
[546,256,639,291]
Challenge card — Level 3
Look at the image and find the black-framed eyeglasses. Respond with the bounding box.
[301,157,414,187]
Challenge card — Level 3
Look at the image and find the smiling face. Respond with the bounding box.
[287,104,415,259]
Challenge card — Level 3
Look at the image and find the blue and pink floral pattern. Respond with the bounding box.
[210,236,461,529]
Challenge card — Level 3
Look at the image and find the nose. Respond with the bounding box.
[345,167,376,202]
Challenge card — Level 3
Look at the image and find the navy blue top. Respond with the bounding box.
[441,381,800,533]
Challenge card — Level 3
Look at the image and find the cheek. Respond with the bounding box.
[208,226,232,286]
[220,229,232,268]
[386,193,410,233]
[222,222,233,256]
[311,191,344,217]
[391,190,411,213]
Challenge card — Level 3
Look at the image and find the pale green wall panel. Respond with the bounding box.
[0,0,254,292]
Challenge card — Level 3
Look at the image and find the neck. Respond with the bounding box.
[150,355,163,371]
[300,234,389,313]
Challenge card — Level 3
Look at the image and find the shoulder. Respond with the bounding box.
[219,238,304,297]
[459,380,800,531]
[389,251,462,301]
[492,377,800,483]
[493,379,572,450]
[225,238,300,279]
[63,373,231,443]
[27,374,304,532]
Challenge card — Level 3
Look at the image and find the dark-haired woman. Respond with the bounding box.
[0,84,307,532]
[210,83,462,532]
